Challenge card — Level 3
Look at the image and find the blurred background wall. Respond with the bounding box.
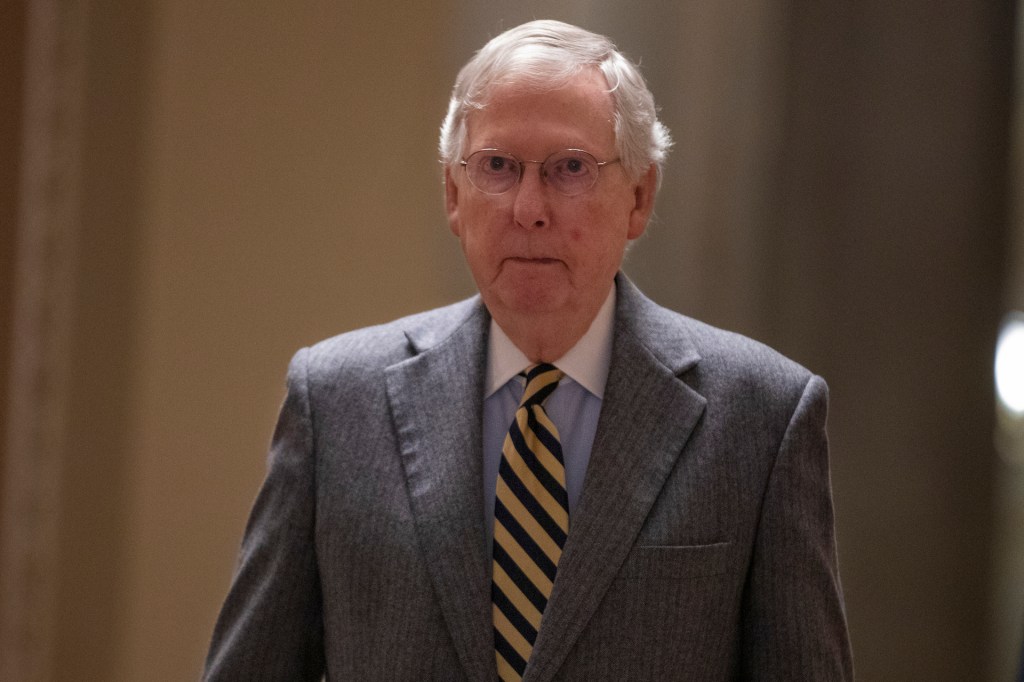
[0,0,1020,680]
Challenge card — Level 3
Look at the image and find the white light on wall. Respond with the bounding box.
[995,314,1024,415]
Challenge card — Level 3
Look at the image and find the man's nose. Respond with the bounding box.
[512,163,550,230]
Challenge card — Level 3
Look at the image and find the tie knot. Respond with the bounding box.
[520,363,563,408]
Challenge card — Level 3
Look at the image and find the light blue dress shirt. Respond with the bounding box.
[481,288,615,545]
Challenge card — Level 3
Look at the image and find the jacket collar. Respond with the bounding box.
[389,274,708,682]
[525,273,707,682]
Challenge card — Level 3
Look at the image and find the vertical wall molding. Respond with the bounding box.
[0,0,88,679]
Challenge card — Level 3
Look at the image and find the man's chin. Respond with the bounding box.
[487,283,570,320]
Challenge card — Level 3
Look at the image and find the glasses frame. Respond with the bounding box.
[458,148,621,197]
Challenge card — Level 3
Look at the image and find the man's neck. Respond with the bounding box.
[496,314,590,363]
[489,284,617,364]
[486,286,616,399]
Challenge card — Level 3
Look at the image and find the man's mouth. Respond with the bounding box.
[508,256,560,264]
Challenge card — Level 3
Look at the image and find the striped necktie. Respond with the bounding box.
[492,363,568,681]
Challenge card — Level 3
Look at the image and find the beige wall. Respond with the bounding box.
[123,2,465,679]
[3,1,470,679]
[1,0,1018,680]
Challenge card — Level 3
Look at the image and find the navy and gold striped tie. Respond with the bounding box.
[492,363,568,681]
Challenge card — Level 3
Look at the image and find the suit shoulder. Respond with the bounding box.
[655,310,824,426]
[617,276,815,389]
[683,315,813,385]
[628,294,818,404]
[295,296,483,379]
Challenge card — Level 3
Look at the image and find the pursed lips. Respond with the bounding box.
[505,256,562,265]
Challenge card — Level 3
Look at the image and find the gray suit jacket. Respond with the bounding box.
[205,275,853,680]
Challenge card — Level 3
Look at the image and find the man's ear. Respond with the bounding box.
[627,165,658,240]
[445,167,461,237]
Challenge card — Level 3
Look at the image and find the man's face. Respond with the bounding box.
[445,69,656,332]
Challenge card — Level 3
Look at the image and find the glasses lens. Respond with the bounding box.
[543,151,599,196]
[465,151,520,194]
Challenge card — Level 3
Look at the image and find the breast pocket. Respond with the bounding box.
[616,541,735,580]
[577,541,743,674]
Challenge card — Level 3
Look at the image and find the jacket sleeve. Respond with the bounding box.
[204,348,326,681]
[739,374,854,680]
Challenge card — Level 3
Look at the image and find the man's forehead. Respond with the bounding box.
[479,68,612,106]
[467,73,616,144]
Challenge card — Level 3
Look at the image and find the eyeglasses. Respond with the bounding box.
[459,148,620,197]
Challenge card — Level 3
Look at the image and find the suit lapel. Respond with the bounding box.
[385,301,496,682]
[525,277,707,682]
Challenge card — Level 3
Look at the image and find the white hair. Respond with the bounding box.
[439,20,672,187]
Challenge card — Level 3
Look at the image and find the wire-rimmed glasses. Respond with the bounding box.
[459,148,620,197]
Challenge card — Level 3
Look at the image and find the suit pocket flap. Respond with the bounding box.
[617,541,735,580]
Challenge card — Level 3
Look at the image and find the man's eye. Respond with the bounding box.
[483,156,513,173]
[551,156,591,177]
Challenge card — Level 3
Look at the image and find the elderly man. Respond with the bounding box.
[204,19,852,681]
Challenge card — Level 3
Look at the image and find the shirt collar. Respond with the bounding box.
[485,285,615,399]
